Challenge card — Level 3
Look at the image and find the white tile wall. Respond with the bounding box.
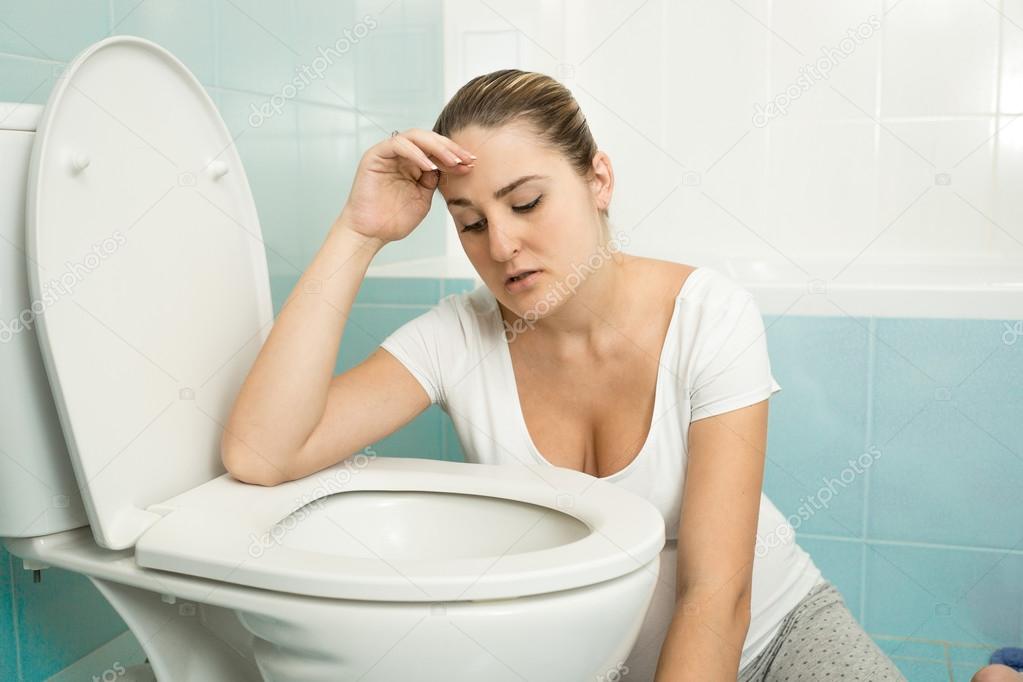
[440,0,1023,267]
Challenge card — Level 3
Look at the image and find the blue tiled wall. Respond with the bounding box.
[0,1,446,679]
[764,313,1023,677]
[0,0,447,274]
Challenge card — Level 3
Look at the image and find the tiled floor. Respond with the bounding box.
[873,634,1000,681]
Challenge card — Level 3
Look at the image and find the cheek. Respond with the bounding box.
[539,203,593,246]
[459,233,492,263]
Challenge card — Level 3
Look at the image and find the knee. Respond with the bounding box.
[972,664,1023,682]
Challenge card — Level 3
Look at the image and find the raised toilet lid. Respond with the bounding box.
[135,456,666,602]
[26,36,273,550]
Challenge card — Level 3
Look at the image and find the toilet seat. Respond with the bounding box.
[136,456,665,602]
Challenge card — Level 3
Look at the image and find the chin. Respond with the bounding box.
[497,287,562,324]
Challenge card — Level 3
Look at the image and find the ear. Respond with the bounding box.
[589,150,614,213]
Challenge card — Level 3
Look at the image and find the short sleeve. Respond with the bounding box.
[379,304,450,407]
[689,292,781,422]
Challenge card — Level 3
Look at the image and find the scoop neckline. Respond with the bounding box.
[494,266,707,481]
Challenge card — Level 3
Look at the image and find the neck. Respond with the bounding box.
[499,252,632,353]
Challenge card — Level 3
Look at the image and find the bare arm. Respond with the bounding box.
[221,129,476,485]
[653,399,768,680]
[220,222,414,485]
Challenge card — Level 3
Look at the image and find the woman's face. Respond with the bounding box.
[438,122,613,319]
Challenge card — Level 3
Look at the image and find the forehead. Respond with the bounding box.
[439,123,566,197]
[447,121,545,151]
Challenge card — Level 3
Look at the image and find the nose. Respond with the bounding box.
[487,221,521,262]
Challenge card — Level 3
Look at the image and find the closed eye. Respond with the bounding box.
[461,195,543,233]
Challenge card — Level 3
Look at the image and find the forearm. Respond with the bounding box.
[221,217,383,483]
[653,590,751,681]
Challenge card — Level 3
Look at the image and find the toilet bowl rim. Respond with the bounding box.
[132,457,667,602]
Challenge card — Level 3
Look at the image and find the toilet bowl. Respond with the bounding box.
[0,36,665,681]
[6,458,663,681]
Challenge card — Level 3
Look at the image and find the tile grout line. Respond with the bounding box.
[211,0,221,91]
[798,532,1023,556]
[860,316,878,624]
[351,302,435,309]
[986,0,1006,252]
[0,51,62,65]
[872,631,1001,650]
[859,541,868,625]
[888,653,953,664]
[437,284,448,461]
[440,413,448,462]
[8,551,23,682]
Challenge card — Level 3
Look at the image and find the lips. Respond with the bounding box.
[505,269,540,284]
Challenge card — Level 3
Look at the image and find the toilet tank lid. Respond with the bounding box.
[0,102,43,132]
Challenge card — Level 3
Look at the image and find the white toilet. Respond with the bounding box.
[0,36,665,681]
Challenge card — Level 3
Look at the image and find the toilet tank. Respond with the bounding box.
[0,101,89,537]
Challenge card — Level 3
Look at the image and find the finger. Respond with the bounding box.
[388,133,439,173]
[428,130,476,164]
[425,153,475,175]
[401,128,474,168]
[416,168,441,191]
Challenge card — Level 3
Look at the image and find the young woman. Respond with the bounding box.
[222,69,906,681]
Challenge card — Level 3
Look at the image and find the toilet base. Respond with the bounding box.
[91,578,261,681]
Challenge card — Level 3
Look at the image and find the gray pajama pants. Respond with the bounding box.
[737,581,907,681]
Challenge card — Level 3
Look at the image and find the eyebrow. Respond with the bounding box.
[446,174,549,207]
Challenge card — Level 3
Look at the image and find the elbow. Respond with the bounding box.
[220,433,289,487]
[733,586,752,627]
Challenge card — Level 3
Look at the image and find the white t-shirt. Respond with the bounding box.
[380,266,823,678]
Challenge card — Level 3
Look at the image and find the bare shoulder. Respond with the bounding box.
[622,255,697,301]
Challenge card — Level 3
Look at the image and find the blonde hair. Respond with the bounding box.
[433,69,611,238]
